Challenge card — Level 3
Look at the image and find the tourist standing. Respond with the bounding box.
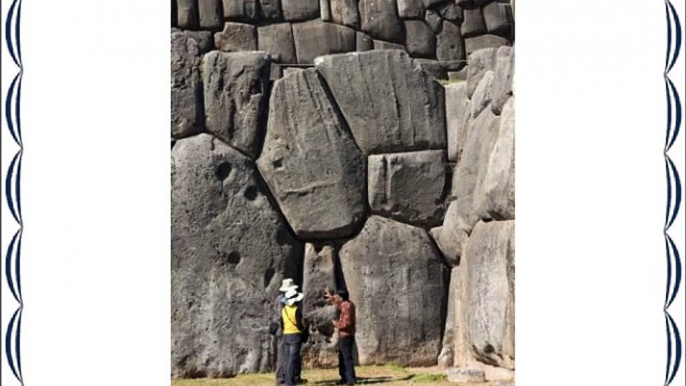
[329,289,356,385]
[275,279,298,385]
[282,288,305,386]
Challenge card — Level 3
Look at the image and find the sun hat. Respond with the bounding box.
[284,288,304,306]
[279,278,298,292]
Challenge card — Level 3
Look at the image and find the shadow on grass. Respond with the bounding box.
[312,375,414,385]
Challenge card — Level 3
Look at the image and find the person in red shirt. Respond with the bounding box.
[327,288,356,385]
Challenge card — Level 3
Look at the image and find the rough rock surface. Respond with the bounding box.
[257,69,367,240]
[404,20,436,58]
[436,21,466,63]
[258,23,297,63]
[471,70,494,118]
[467,48,497,98]
[359,0,403,43]
[445,81,471,162]
[182,30,215,54]
[339,216,447,366]
[438,267,459,368]
[373,39,407,51]
[368,150,447,227]
[203,51,271,159]
[436,109,500,265]
[259,0,283,20]
[171,134,303,378]
[465,34,511,56]
[199,0,224,30]
[177,0,199,29]
[222,0,258,21]
[214,22,257,52]
[475,98,514,220]
[301,244,340,368]
[282,0,320,21]
[356,31,374,51]
[437,2,463,21]
[483,2,513,37]
[397,0,425,18]
[461,8,486,38]
[171,33,204,139]
[315,50,446,155]
[457,221,515,369]
[414,59,448,80]
[425,9,443,33]
[292,20,357,64]
[490,46,514,115]
[331,0,361,29]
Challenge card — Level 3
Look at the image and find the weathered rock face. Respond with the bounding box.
[462,8,486,38]
[315,50,446,155]
[292,20,357,64]
[171,32,204,139]
[467,48,498,98]
[482,2,513,37]
[177,0,199,29]
[397,0,424,19]
[490,46,514,115]
[471,70,494,118]
[301,243,339,368]
[455,221,515,369]
[359,0,403,43]
[445,81,471,162]
[404,20,436,58]
[368,150,447,227]
[182,30,215,54]
[258,23,297,63]
[414,59,448,80]
[259,0,283,20]
[282,0,320,21]
[203,51,271,159]
[437,21,466,66]
[257,69,367,240]
[465,34,511,56]
[339,216,447,366]
[330,0,360,29]
[171,134,303,378]
[214,22,257,52]
[438,267,459,368]
[199,0,224,30]
[222,0,258,21]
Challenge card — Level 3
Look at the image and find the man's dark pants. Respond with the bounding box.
[284,334,302,386]
[276,335,286,384]
[338,336,356,385]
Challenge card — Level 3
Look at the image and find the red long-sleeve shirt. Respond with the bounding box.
[334,300,356,338]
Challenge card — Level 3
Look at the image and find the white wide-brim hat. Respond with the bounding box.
[284,288,304,305]
[279,278,298,292]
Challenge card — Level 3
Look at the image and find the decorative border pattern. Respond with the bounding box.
[3,0,24,384]
[664,1,683,385]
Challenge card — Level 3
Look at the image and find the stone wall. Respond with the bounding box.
[171,0,514,380]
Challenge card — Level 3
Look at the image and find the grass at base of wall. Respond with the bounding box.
[172,365,494,386]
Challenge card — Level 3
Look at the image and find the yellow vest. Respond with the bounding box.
[282,305,301,335]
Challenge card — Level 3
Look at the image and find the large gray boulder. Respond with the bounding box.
[171,33,204,139]
[467,48,497,98]
[223,0,258,21]
[397,0,424,19]
[259,0,283,20]
[339,216,447,366]
[368,150,448,227]
[465,34,510,56]
[475,98,514,221]
[214,22,257,52]
[359,0,403,43]
[438,267,459,368]
[445,81,471,163]
[203,51,271,159]
[482,2,513,37]
[301,243,339,368]
[199,0,224,30]
[315,50,446,155]
[436,110,500,265]
[171,134,303,378]
[436,20,466,64]
[457,221,515,369]
[471,70,494,118]
[490,46,514,115]
[282,0,320,21]
[292,20,357,64]
[331,0,361,28]
[258,23,297,63]
[461,7,486,38]
[257,69,367,240]
[177,0,199,29]
[404,20,436,58]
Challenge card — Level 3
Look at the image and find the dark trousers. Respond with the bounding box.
[277,337,301,384]
[284,334,302,386]
[338,336,356,385]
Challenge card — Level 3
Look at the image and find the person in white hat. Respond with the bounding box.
[275,279,299,385]
[281,288,305,386]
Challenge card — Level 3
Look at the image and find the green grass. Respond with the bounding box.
[171,365,481,386]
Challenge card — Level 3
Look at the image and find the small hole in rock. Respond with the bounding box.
[484,344,495,354]
[225,251,241,265]
[273,159,283,169]
[244,186,258,200]
[263,267,275,288]
[215,162,232,180]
